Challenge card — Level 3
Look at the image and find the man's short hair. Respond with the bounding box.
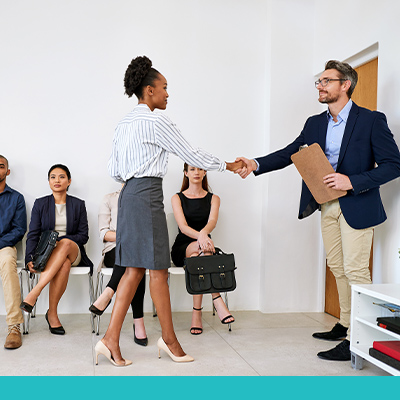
[0,155,9,169]
[325,60,358,98]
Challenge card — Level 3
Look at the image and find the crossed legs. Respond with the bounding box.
[22,239,77,327]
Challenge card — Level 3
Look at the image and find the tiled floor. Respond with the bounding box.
[0,311,389,376]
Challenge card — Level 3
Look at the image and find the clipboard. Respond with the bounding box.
[290,143,347,204]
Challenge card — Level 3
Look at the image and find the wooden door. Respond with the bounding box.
[324,58,378,318]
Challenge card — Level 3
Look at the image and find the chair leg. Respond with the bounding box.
[95,272,104,335]
[30,274,38,318]
[224,292,232,332]
[19,270,27,334]
[212,296,215,316]
[88,273,95,333]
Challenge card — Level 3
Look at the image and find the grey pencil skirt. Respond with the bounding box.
[115,177,170,270]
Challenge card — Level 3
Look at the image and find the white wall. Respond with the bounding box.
[0,0,266,314]
[258,0,323,313]
[313,0,400,284]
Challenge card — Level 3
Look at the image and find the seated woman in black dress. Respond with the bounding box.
[89,186,147,346]
[171,163,234,334]
[21,164,92,335]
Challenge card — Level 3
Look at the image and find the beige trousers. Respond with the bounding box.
[321,200,373,339]
[0,246,24,326]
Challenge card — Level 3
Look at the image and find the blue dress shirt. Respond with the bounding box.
[325,99,353,171]
[0,184,27,249]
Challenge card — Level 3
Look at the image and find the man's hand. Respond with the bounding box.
[226,160,246,173]
[323,173,353,191]
[233,157,257,179]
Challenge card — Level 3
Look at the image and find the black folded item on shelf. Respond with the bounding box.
[377,317,400,335]
[369,347,400,371]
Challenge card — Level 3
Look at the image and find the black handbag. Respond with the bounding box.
[183,248,236,295]
[31,230,59,272]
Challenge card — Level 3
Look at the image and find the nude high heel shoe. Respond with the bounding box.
[157,337,194,363]
[95,340,132,367]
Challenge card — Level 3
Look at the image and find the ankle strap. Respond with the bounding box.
[212,295,222,301]
[193,307,203,311]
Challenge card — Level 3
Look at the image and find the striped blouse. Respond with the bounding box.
[108,104,226,182]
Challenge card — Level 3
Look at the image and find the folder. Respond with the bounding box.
[373,341,400,362]
[290,143,347,204]
[369,347,400,371]
[376,317,400,335]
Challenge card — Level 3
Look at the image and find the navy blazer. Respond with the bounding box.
[25,194,93,270]
[255,103,400,229]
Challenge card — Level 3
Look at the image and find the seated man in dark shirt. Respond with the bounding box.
[0,155,27,349]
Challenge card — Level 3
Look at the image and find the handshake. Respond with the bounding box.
[225,157,257,179]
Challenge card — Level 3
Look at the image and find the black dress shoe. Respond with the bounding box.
[45,310,65,335]
[89,299,111,316]
[317,339,351,361]
[133,324,148,347]
[20,301,36,314]
[312,323,348,341]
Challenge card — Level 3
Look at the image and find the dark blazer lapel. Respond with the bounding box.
[318,112,328,150]
[49,195,56,229]
[337,102,359,169]
[66,195,72,234]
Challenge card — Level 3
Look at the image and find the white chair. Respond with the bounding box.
[69,266,95,333]
[166,213,231,331]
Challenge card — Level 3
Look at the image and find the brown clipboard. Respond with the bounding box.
[290,143,347,204]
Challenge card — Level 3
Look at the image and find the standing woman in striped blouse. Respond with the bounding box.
[95,55,241,367]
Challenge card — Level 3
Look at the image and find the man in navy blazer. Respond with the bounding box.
[236,60,400,361]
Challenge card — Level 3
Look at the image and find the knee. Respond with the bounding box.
[346,268,371,285]
[328,264,345,279]
[0,255,17,275]
[125,267,145,280]
[55,239,78,259]
[149,269,168,283]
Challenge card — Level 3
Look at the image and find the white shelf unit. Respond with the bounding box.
[351,283,400,376]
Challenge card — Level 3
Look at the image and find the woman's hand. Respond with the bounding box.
[197,230,215,253]
[234,157,257,179]
[26,261,35,274]
[226,160,246,173]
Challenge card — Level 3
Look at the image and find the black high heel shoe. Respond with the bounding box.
[20,300,36,314]
[212,295,235,324]
[133,324,148,347]
[190,307,203,335]
[45,310,65,335]
[89,299,111,316]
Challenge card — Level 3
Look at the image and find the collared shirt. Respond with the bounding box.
[108,104,226,182]
[325,99,353,171]
[0,184,27,249]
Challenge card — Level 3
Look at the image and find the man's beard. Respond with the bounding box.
[318,91,340,104]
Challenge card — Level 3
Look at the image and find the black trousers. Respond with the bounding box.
[104,248,146,319]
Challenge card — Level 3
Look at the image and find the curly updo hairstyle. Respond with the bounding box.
[124,56,161,99]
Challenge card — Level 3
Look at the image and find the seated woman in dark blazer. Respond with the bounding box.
[20,164,92,335]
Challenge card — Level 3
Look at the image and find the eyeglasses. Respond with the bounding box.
[315,78,347,88]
